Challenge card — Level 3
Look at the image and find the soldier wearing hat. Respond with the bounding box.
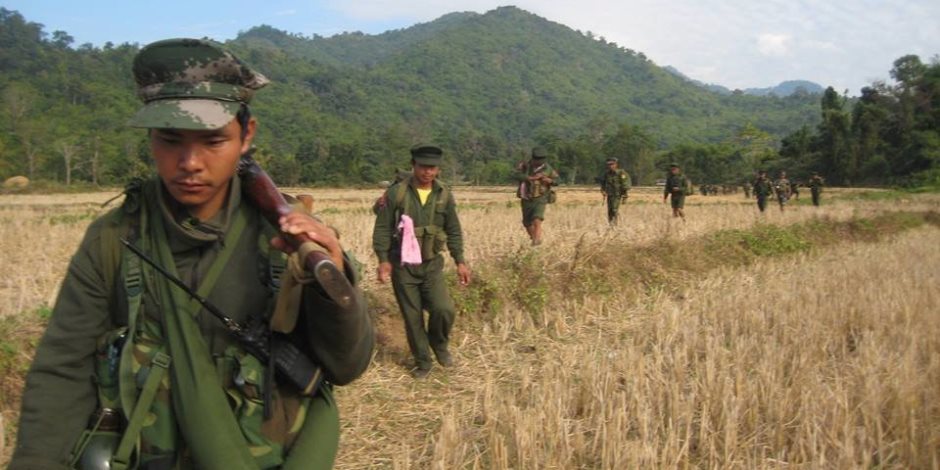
[372,144,471,379]
[599,157,631,225]
[514,147,560,245]
[11,38,373,469]
[808,171,824,206]
[662,163,689,219]
[753,170,774,213]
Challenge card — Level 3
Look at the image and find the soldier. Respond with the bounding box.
[10,39,374,470]
[372,144,471,379]
[753,170,773,213]
[513,147,559,245]
[662,163,688,219]
[598,157,631,225]
[808,171,825,206]
[774,170,793,212]
[790,179,801,200]
[743,181,752,198]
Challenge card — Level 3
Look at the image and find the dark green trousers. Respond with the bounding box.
[391,256,455,369]
[606,195,622,224]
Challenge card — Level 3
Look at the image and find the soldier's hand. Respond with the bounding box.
[273,212,344,270]
[456,263,471,286]
[377,262,392,284]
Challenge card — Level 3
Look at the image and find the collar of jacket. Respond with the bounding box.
[156,175,244,250]
[406,175,444,193]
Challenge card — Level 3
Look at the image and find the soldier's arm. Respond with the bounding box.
[371,188,396,264]
[511,163,528,182]
[298,252,374,386]
[443,192,466,265]
[11,220,115,469]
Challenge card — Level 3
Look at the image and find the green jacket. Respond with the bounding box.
[753,177,773,197]
[600,168,631,197]
[808,175,824,192]
[372,177,465,265]
[12,177,374,469]
[664,173,689,197]
[513,160,558,199]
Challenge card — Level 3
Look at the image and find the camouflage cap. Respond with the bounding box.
[410,144,443,166]
[606,157,618,164]
[531,147,549,159]
[128,38,269,130]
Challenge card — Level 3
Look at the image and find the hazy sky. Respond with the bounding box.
[5,0,939,94]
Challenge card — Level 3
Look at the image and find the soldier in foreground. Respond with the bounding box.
[599,157,631,225]
[372,144,471,379]
[808,172,825,206]
[753,170,773,213]
[662,163,688,219]
[11,39,373,470]
[775,170,793,212]
[514,147,559,245]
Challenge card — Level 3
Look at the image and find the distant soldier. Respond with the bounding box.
[774,171,792,212]
[599,157,631,225]
[699,184,708,196]
[753,170,773,213]
[743,181,751,198]
[662,163,688,219]
[808,172,825,206]
[514,147,559,245]
[790,180,800,200]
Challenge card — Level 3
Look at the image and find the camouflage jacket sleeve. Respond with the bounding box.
[512,161,529,182]
[371,186,397,263]
[620,170,632,194]
[10,217,116,469]
[443,191,466,264]
[298,251,374,386]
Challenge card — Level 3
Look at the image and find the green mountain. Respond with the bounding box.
[232,6,820,146]
[0,6,824,186]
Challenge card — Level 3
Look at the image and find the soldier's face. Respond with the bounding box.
[150,117,256,220]
[412,163,440,187]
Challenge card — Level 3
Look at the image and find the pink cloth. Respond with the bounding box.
[398,215,423,266]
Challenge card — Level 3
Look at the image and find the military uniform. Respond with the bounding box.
[514,148,559,229]
[372,145,467,376]
[753,174,773,212]
[808,173,824,206]
[774,175,792,211]
[11,39,373,470]
[663,164,688,218]
[599,158,631,225]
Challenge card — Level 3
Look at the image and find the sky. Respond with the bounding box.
[5,0,939,94]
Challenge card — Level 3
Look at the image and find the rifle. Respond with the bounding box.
[237,150,355,309]
[120,238,325,396]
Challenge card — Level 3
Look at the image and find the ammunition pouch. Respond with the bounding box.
[546,188,557,204]
[413,225,447,261]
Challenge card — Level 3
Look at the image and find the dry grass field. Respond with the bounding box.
[1,185,938,468]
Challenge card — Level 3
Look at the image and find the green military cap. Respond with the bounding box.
[531,147,549,159]
[128,38,269,130]
[606,157,618,164]
[410,144,443,166]
[669,162,680,168]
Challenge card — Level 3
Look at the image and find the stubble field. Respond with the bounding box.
[1,185,938,468]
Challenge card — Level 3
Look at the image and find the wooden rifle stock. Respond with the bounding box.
[237,151,355,308]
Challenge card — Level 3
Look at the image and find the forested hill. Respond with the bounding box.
[231,6,820,146]
[0,6,838,186]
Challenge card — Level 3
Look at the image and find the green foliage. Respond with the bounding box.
[6,7,933,189]
[774,57,940,187]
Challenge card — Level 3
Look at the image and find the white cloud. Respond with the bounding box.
[757,33,792,57]
[275,9,297,17]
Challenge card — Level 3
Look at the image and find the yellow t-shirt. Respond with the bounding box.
[417,188,432,205]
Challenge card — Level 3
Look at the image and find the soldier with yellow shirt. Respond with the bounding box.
[372,144,471,378]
